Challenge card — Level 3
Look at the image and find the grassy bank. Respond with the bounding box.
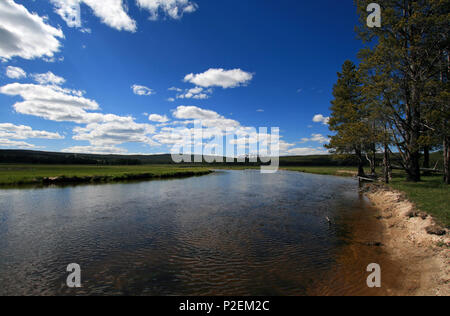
[389,176,450,227]
[0,164,212,186]
[282,166,358,177]
[285,166,449,227]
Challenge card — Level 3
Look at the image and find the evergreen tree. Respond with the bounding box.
[327,61,369,177]
[355,0,449,182]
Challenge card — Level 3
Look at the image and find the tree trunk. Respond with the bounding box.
[356,147,365,177]
[406,150,421,182]
[383,143,392,184]
[405,84,422,182]
[423,146,430,169]
[371,143,377,176]
[444,136,450,185]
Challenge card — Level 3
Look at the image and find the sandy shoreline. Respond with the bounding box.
[365,185,450,296]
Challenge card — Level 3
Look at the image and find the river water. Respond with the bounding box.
[0,170,403,295]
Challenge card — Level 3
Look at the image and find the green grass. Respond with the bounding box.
[389,175,450,227]
[282,166,358,177]
[0,164,212,186]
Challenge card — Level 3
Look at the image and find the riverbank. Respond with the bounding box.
[365,185,449,296]
[0,164,213,186]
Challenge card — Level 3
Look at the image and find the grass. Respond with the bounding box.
[0,164,212,186]
[389,175,450,227]
[282,166,358,177]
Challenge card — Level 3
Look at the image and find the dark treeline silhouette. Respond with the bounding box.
[1,149,442,168]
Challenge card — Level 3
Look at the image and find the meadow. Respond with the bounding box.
[0,164,212,186]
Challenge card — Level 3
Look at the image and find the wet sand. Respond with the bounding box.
[310,185,449,296]
[308,193,407,296]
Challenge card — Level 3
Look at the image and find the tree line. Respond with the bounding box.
[327,0,449,183]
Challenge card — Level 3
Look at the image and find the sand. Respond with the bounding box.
[366,185,450,296]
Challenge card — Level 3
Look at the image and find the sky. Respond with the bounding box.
[0,0,363,156]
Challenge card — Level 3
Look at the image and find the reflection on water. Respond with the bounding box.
[0,170,400,295]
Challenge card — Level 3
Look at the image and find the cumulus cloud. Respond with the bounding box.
[173,105,240,129]
[50,0,137,32]
[160,105,330,157]
[50,0,81,28]
[5,66,26,79]
[301,134,329,144]
[136,0,198,20]
[62,145,129,155]
[1,77,159,153]
[0,123,63,140]
[149,114,169,123]
[0,83,101,123]
[32,71,66,85]
[0,0,64,60]
[0,138,39,149]
[176,87,212,100]
[72,121,157,147]
[168,87,182,92]
[286,147,329,156]
[313,114,330,125]
[132,84,154,96]
[184,68,253,89]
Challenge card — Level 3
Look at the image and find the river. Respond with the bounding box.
[0,170,403,295]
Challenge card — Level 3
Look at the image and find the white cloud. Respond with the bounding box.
[0,0,64,60]
[0,78,162,153]
[151,105,324,158]
[172,106,240,129]
[51,0,137,32]
[286,147,329,156]
[301,134,329,144]
[83,0,137,32]
[313,114,330,125]
[72,121,157,147]
[0,138,39,149]
[168,86,182,92]
[50,0,81,28]
[176,87,212,100]
[132,84,155,96]
[32,71,66,85]
[184,68,253,89]
[137,0,198,20]
[62,145,128,155]
[0,123,63,140]
[149,114,169,123]
[5,66,27,79]
[0,83,102,124]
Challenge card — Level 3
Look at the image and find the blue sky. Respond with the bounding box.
[0,0,363,156]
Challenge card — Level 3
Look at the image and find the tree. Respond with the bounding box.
[327,61,369,177]
[422,50,450,183]
[355,0,449,182]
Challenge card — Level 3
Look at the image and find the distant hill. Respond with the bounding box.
[0,149,443,168]
[0,149,350,166]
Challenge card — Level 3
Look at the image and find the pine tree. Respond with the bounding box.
[355,0,449,182]
[327,61,369,177]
